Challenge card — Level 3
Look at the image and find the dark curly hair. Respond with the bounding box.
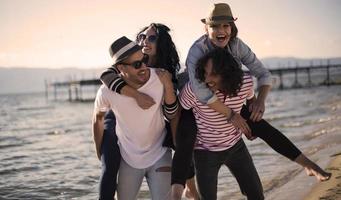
[136,23,180,84]
[196,48,243,97]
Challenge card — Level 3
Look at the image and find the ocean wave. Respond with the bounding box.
[265,113,310,122]
[0,166,40,176]
[1,155,29,161]
[16,105,55,111]
[46,129,72,135]
[280,116,333,128]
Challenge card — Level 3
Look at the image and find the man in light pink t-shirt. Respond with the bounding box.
[92,36,178,200]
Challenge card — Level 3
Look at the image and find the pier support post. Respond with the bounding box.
[326,60,330,86]
[44,79,48,101]
[279,70,284,90]
[307,68,312,87]
[68,85,72,102]
[54,85,57,100]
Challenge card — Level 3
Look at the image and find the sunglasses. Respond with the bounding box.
[120,54,149,69]
[137,34,158,43]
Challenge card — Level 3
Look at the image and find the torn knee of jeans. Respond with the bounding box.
[155,166,171,172]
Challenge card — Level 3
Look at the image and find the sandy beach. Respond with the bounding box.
[304,153,341,200]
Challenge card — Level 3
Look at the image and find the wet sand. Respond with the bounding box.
[304,153,341,200]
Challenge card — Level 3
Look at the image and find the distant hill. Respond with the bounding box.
[0,67,103,95]
[1,57,340,94]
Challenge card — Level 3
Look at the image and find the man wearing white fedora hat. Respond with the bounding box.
[92,36,178,199]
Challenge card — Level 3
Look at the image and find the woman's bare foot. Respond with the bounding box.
[305,166,331,181]
[295,153,332,181]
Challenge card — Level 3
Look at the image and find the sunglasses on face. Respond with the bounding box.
[120,54,149,69]
[137,34,158,43]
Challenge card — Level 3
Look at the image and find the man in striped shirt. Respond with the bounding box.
[179,48,264,199]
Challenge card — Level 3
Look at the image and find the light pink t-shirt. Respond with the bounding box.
[94,69,167,168]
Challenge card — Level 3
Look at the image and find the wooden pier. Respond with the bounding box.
[46,64,341,102]
[270,63,341,89]
[45,79,101,102]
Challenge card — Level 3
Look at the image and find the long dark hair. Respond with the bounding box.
[229,21,238,41]
[196,48,243,97]
[136,23,180,84]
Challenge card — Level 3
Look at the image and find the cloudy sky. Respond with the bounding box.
[1,0,340,68]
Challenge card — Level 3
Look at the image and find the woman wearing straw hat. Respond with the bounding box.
[171,2,331,199]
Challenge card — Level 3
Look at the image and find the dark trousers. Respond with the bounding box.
[194,140,264,200]
[171,109,197,185]
[99,110,120,200]
[171,105,302,186]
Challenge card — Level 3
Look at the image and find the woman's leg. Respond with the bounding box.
[241,105,301,160]
[241,105,331,181]
[171,108,198,199]
[99,110,121,200]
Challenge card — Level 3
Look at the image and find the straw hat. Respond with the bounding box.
[109,36,142,65]
[201,3,237,25]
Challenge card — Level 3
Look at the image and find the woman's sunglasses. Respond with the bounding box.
[137,34,158,43]
[120,54,149,69]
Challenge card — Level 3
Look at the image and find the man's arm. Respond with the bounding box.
[92,110,105,160]
[100,67,155,109]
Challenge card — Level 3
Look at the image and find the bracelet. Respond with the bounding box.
[164,99,179,115]
[226,110,235,123]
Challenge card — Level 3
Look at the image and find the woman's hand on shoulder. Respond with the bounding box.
[156,68,174,89]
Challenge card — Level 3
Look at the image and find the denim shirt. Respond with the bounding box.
[185,35,272,104]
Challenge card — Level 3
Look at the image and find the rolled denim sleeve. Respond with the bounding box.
[186,44,217,104]
[236,39,272,87]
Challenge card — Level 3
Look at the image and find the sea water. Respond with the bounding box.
[0,85,340,199]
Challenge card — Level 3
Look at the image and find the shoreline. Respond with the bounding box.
[264,90,341,200]
[303,153,341,200]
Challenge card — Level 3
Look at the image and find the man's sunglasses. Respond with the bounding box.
[120,54,149,69]
[137,34,158,43]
